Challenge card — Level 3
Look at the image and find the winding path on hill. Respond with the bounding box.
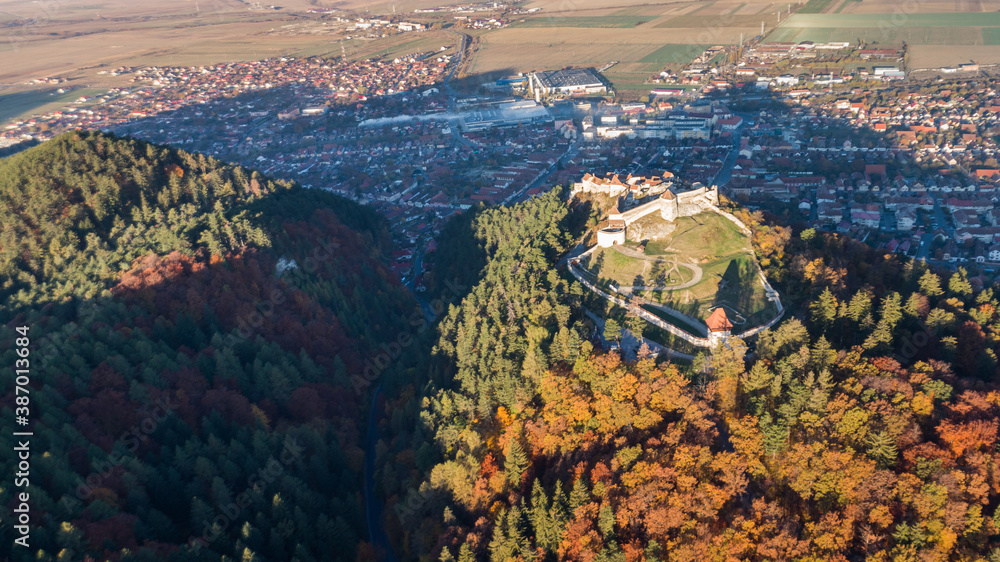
[607,245,705,291]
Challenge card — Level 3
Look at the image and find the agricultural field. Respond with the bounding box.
[766,25,988,45]
[512,16,653,28]
[582,212,776,326]
[468,23,755,79]
[766,9,1000,65]
[469,0,789,87]
[776,12,1000,27]
[0,88,106,124]
[0,0,392,88]
[798,0,838,14]
[833,0,1000,14]
[908,44,1000,68]
[639,44,710,66]
[343,32,454,61]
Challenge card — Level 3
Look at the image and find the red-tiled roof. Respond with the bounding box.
[706,308,733,333]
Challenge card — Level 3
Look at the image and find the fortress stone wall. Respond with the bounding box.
[619,184,720,227]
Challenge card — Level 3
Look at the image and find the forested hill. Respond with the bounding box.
[0,131,425,561]
[377,193,1000,561]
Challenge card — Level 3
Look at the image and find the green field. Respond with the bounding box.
[642,253,775,326]
[663,213,749,259]
[766,11,1000,45]
[833,0,860,14]
[653,14,768,28]
[798,0,836,14]
[983,28,1000,46]
[779,12,1000,27]
[639,44,707,65]
[351,35,453,60]
[690,1,718,15]
[514,16,651,28]
[603,71,655,90]
[0,88,106,124]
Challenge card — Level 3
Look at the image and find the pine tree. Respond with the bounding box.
[569,477,590,512]
[810,336,836,372]
[603,317,622,343]
[949,267,973,298]
[529,479,549,541]
[866,431,898,468]
[760,412,788,457]
[807,369,832,414]
[504,438,528,486]
[457,543,475,562]
[743,361,775,393]
[918,269,943,297]
[904,292,927,318]
[879,292,903,332]
[598,503,616,539]
[810,287,838,330]
[845,290,873,324]
[862,320,894,352]
[544,481,569,553]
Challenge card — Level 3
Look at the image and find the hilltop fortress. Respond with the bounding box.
[568,172,783,354]
[595,184,721,247]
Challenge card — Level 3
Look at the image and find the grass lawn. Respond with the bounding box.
[584,211,772,323]
[833,0,860,14]
[668,213,749,260]
[586,246,697,288]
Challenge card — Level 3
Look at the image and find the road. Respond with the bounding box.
[712,113,749,187]
[509,138,582,205]
[442,30,467,112]
[365,384,399,562]
[441,31,478,149]
[916,198,953,261]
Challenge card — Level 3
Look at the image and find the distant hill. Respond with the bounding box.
[0,131,424,561]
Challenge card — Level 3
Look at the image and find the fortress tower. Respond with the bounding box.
[706,307,733,345]
[659,190,678,222]
[596,204,627,247]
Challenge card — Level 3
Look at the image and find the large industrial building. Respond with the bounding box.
[462,100,553,131]
[528,68,608,98]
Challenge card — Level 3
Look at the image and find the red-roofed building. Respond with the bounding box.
[706,308,733,344]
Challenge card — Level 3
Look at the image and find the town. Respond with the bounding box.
[6,53,1000,288]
